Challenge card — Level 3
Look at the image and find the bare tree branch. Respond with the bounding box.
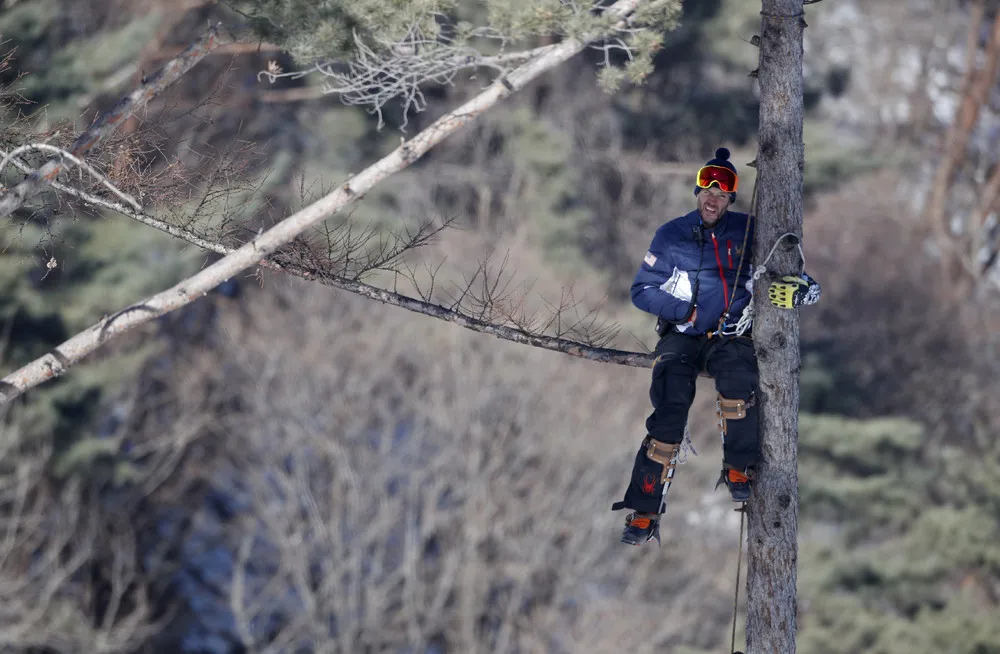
[0,23,222,219]
[258,26,560,128]
[0,144,142,210]
[1,143,650,376]
[924,6,1000,250]
[0,0,656,405]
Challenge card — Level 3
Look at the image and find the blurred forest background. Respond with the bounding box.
[2,0,1000,652]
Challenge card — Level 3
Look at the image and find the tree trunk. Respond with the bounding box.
[746,2,805,653]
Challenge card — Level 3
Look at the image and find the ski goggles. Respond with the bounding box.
[696,165,739,193]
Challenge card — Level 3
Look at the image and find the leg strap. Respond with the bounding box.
[716,393,755,440]
[645,437,680,484]
[717,395,749,420]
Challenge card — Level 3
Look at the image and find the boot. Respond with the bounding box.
[620,512,660,546]
[717,467,752,502]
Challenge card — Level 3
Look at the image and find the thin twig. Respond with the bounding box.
[0,23,222,219]
[1,144,142,210]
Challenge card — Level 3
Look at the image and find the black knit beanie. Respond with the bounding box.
[694,147,738,203]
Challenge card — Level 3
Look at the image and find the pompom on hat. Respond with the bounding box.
[694,147,738,203]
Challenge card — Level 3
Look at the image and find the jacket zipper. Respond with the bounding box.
[727,240,733,268]
[711,233,730,309]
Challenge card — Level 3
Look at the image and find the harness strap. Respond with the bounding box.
[717,396,748,420]
[644,438,680,484]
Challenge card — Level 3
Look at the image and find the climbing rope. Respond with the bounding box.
[730,503,747,654]
[719,170,808,339]
[754,231,806,282]
[713,167,758,338]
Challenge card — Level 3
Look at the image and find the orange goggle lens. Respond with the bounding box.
[696,165,738,193]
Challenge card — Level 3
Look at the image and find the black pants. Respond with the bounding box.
[614,331,760,514]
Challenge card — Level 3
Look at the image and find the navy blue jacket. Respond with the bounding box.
[631,210,754,336]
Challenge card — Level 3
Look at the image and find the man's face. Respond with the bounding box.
[697,186,731,226]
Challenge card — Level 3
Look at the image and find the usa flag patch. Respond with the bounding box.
[643,251,657,267]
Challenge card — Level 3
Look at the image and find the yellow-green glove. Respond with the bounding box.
[768,273,821,309]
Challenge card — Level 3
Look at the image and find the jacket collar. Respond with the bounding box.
[693,209,729,232]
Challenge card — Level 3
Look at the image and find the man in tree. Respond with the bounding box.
[612,147,820,546]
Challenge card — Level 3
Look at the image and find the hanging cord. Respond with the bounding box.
[719,165,804,338]
[754,231,806,281]
[714,172,759,337]
[677,423,698,463]
[727,179,758,309]
[727,231,804,338]
[730,503,747,654]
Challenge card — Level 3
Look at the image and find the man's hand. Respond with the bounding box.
[768,273,821,309]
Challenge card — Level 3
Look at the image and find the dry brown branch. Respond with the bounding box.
[924,5,1000,248]
[0,0,657,405]
[0,24,222,219]
[151,40,282,60]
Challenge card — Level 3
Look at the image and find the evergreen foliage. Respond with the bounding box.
[797,414,1000,654]
[231,0,460,62]
[0,1,160,114]
[230,0,681,100]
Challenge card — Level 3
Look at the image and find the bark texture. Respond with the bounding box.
[746,2,805,653]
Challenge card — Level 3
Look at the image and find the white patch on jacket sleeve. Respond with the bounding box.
[643,251,657,267]
[660,266,693,302]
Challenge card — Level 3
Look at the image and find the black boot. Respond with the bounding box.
[620,512,660,546]
[716,467,752,502]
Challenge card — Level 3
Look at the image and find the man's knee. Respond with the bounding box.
[707,339,758,394]
[647,359,697,443]
[715,365,757,402]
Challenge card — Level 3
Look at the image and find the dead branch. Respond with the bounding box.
[924,5,1000,245]
[0,24,222,219]
[1,146,647,371]
[0,0,657,405]
[259,26,559,128]
[0,143,142,210]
